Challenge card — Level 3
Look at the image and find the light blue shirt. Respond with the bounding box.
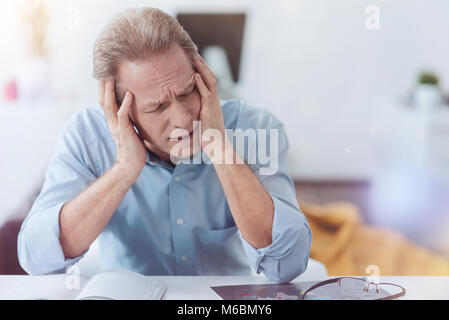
[18,99,312,283]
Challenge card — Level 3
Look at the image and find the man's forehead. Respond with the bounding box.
[145,72,195,103]
[117,53,194,105]
[119,61,192,88]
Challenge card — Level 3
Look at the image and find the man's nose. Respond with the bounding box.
[168,100,192,130]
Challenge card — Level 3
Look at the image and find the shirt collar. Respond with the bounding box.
[145,147,204,170]
[145,148,176,169]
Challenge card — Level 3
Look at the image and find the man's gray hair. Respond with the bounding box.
[93,7,198,81]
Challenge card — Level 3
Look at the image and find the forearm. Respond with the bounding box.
[212,140,274,249]
[237,193,313,283]
[249,222,312,283]
[59,162,138,258]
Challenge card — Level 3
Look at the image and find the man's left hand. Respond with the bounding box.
[193,54,228,154]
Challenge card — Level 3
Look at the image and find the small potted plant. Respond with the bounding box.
[414,71,443,110]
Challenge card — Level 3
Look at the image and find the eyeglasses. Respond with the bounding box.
[301,276,406,300]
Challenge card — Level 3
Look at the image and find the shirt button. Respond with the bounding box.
[181,256,187,262]
[174,176,180,182]
[176,218,184,225]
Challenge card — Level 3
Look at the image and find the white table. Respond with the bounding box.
[0,259,325,300]
[142,275,449,300]
[1,260,448,299]
[1,275,448,300]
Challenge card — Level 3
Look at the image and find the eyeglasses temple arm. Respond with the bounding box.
[300,278,341,300]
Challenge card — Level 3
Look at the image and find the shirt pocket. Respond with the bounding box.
[196,226,250,275]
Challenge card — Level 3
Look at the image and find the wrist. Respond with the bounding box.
[112,161,143,186]
[207,137,238,166]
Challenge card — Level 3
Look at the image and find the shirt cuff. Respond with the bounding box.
[19,202,87,275]
[237,195,309,274]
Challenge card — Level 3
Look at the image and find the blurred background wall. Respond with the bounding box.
[1,0,449,274]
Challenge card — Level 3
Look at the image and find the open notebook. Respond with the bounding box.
[75,269,166,300]
[2,269,166,300]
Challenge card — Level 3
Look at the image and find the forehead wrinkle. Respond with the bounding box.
[143,72,195,107]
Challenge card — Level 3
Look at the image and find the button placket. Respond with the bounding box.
[170,165,196,273]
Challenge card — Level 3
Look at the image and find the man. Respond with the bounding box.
[18,7,311,283]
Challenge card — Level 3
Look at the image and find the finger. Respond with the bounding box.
[194,55,216,91]
[118,90,133,129]
[196,54,214,76]
[98,81,106,107]
[194,73,209,97]
[104,78,119,124]
[195,55,215,82]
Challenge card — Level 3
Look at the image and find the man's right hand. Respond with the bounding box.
[99,79,147,181]
[59,79,146,259]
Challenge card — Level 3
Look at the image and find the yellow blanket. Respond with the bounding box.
[300,201,449,276]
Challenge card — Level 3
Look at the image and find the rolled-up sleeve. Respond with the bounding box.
[238,124,312,284]
[17,118,98,275]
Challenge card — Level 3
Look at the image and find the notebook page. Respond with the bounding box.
[0,274,89,300]
[76,269,166,300]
